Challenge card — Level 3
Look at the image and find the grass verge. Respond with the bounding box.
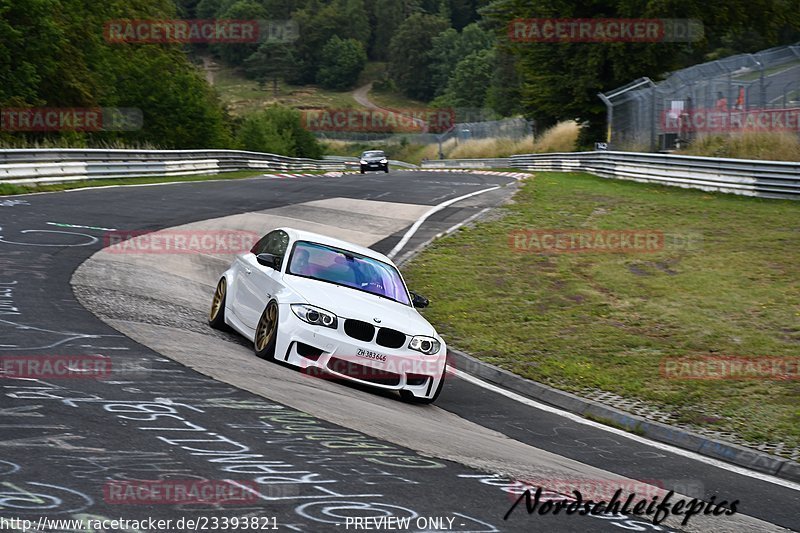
[403,172,800,450]
[677,132,800,161]
[0,170,299,196]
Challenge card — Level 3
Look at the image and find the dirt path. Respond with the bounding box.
[352,82,381,110]
[201,56,217,86]
[351,81,428,130]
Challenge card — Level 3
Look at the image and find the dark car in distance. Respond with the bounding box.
[359,150,389,174]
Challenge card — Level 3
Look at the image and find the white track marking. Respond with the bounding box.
[449,367,800,492]
[386,186,500,259]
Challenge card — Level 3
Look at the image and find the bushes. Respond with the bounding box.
[236,105,322,158]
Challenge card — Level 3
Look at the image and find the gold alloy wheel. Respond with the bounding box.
[210,278,225,321]
[256,303,277,352]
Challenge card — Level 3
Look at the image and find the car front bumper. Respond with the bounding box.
[360,162,388,171]
[277,308,446,399]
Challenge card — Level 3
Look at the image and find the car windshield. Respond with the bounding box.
[362,151,385,158]
[287,241,410,306]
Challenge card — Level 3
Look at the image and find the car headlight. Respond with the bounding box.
[380,158,388,164]
[291,304,338,329]
[360,160,368,164]
[409,335,441,355]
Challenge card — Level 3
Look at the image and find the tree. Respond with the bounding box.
[438,48,495,107]
[244,42,296,94]
[0,0,231,148]
[369,0,405,60]
[388,13,450,100]
[343,0,371,47]
[429,22,493,96]
[195,0,235,19]
[212,0,268,67]
[484,47,523,116]
[316,36,367,90]
[290,0,369,84]
[483,0,800,145]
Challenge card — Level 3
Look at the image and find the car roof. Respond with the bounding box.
[278,227,396,266]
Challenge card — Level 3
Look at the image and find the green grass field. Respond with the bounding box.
[403,172,800,450]
[213,65,360,116]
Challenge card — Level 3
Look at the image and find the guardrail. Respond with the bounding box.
[3,149,797,199]
[0,149,345,186]
[424,152,800,200]
[421,158,511,169]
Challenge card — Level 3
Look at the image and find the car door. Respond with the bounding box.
[235,230,289,329]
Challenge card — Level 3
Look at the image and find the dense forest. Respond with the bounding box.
[1,0,798,150]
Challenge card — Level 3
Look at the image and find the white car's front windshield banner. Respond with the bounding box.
[287,241,411,306]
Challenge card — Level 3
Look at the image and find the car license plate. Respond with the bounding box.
[357,348,386,362]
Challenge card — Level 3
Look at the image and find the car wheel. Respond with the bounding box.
[360,169,365,174]
[208,278,229,330]
[254,300,279,360]
[384,167,389,173]
[400,372,445,405]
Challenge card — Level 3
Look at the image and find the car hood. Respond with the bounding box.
[282,275,435,337]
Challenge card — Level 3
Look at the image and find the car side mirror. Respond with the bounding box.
[410,291,429,308]
[256,253,281,270]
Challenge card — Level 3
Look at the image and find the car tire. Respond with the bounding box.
[360,167,365,174]
[254,300,279,360]
[208,278,230,330]
[400,372,445,405]
[384,166,389,173]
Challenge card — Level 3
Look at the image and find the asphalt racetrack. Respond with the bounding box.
[0,170,797,532]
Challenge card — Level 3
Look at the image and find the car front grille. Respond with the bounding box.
[376,328,406,349]
[327,356,400,386]
[344,319,375,342]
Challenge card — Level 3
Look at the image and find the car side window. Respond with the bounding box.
[265,230,289,259]
[252,230,290,270]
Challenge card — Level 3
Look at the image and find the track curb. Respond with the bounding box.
[446,348,799,483]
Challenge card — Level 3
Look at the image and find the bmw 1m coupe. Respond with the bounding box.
[359,150,389,173]
[208,227,446,404]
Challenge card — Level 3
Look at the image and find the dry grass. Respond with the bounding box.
[321,120,581,163]
[446,120,580,159]
[531,120,581,153]
[320,138,449,164]
[678,131,800,161]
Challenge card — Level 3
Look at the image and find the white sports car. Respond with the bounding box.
[208,227,447,404]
